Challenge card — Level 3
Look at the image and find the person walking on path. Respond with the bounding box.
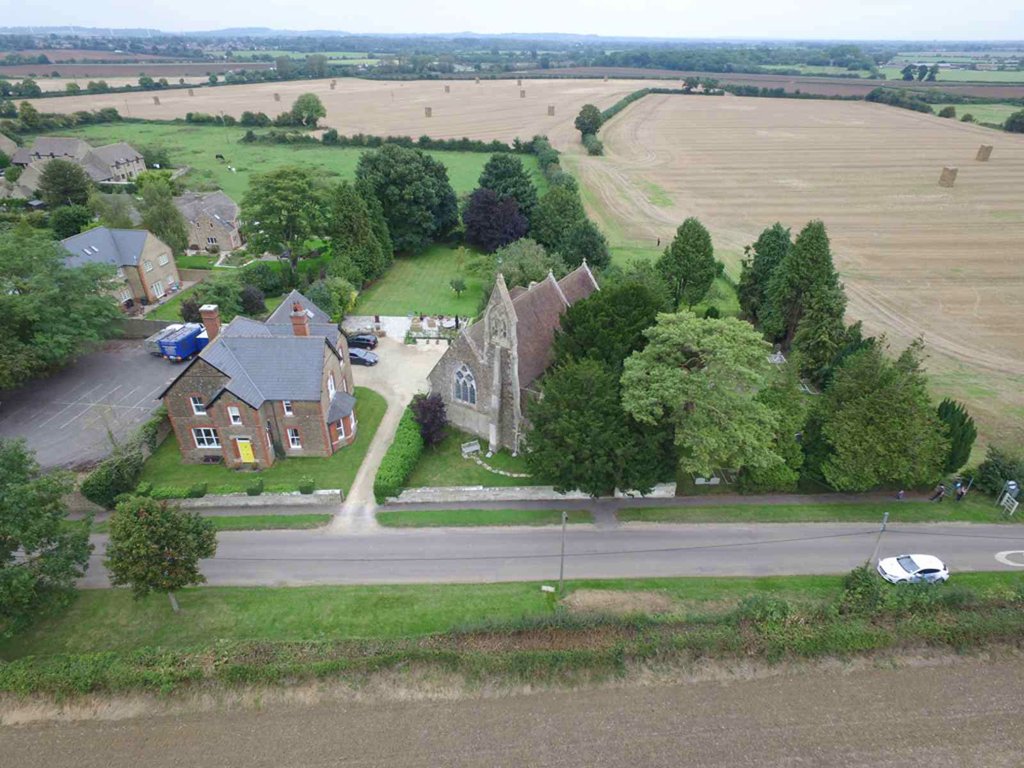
[929,483,947,502]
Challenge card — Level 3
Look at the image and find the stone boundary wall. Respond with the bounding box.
[389,483,677,504]
[178,489,344,510]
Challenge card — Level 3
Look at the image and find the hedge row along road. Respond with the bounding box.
[78,522,1024,586]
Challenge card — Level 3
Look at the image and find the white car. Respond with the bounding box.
[877,554,950,584]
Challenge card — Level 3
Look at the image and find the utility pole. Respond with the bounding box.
[869,511,890,565]
[558,511,568,593]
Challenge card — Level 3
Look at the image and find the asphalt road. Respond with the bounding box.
[0,340,174,468]
[5,656,1022,767]
[80,522,1024,586]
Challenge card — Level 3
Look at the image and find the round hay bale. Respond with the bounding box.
[938,166,958,187]
[976,144,993,162]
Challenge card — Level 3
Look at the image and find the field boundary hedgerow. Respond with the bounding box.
[1,570,1021,698]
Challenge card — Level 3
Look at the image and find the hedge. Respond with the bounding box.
[582,133,604,156]
[80,446,145,509]
[373,407,424,503]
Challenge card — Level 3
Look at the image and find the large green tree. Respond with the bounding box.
[792,285,848,384]
[291,93,327,127]
[574,103,603,137]
[489,238,566,288]
[0,439,92,637]
[1005,110,1024,133]
[737,222,791,325]
[105,496,217,613]
[0,226,120,389]
[529,185,586,251]
[816,340,948,491]
[739,363,809,492]
[558,219,611,270]
[656,217,716,308]
[478,153,538,218]
[356,144,458,253]
[37,158,91,208]
[936,398,977,474]
[323,181,392,284]
[553,281,662,371]
[139,176,189,254]
[621,311,781,477]
[241,166,324,255]
[88,191,135,229]
[526,359,674,497]
[49,204,93,239]
[761,220,845,351]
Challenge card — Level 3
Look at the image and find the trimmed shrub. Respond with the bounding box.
[246,478,264,496]
[581,133,604,156]
[80,446,145,509]
[937,106,956,118]
[187,482,208,499]
[975,445,1024,496]
[134,481,154,498]
[373,407,424,503]
[298,477,315,495]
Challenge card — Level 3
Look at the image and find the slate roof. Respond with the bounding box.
[557,261,599,305]
[61,227,153,268]
[12,138,142,182]
[267,290,333,325]
[0,133,17,158]
[164,292,343,412]
[174,191,240,226]
[201,335,334,409]
[12,137,90,165]
[326,391,357,422]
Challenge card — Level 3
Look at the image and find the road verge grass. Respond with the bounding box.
[2,573,1022,697]
[618,498,1008,524]
[376,509,593,527]
[90,514,331,534]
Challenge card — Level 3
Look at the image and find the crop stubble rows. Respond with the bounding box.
[571,94,1024,443]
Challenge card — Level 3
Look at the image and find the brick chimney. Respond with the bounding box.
[199,304,220,341]
[290,302,309,337]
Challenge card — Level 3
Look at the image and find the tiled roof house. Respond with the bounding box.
[160,293,356,469]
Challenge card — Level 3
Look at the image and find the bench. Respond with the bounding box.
[461,440,481,458]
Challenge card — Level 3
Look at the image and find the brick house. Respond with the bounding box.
[174,191,244,252]
[427,263,599,454]
[12,137,146,183]
[159,291,356,469]
[61,227,181,310]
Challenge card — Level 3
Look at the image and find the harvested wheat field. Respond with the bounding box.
[568,94,1024,444]
[25,77,651,145]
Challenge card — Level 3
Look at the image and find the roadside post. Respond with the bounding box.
[869,511,890,565]
[559,511,568,593]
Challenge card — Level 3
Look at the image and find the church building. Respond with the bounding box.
[427,263,599,453]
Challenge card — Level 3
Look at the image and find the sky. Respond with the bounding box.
[3,0,1024,41]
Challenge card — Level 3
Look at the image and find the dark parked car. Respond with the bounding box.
[346,333,378,350]
[349,348,379,366]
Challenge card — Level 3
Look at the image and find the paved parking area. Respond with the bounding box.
[0,341,179,469]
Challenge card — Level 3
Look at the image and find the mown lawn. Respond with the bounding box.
[138,387,386,495]
[932,103,1021,126]
[353,244,486,317]
[405,429,537,488]
[618,497,1010,524]
[55,122,547,200]
[377,508,591,527]
[147,283,201,321]
[4,572,1018,660]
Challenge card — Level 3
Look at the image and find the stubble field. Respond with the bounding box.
[25,77,652,145]
[566,94,1024,444]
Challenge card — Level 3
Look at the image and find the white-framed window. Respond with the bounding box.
[116,267,125,279]
[207,236,218,245]
[151,280,165,299]
[190,396,206,415]
[282,400,294,416]
[119,288,132,303]
[228,406,242,425]
[192,427,220,448]
[454,364,477,405]
[158,253,170,266]
[328,373,336,398]
[287,428,302,449]
[144,259,154,272]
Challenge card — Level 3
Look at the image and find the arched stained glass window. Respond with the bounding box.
[454,365,477,405]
